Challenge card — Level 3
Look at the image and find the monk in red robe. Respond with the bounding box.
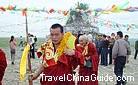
[30,24,83,85]
[76,35,99,85]
[0,49,7,85]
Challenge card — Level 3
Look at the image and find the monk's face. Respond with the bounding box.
[79,39,87,46]
[50,27,63,45]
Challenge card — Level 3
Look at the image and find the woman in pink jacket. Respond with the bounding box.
[9,36,16,65]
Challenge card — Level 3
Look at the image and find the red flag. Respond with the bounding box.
[49,9,54,13]
[8,5,14,10]
[22,8,27,16]
[0,7,6,11]
[63,11,69,16]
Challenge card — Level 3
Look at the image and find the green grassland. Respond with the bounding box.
[0,37,137,53]
[0,37,46,49]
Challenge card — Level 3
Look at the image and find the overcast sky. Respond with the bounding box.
[1,0,138,9]
[0,0,138,38]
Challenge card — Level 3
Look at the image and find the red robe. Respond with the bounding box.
[76,43,99,85]
[0,49,7,85]
[37,50,84,85]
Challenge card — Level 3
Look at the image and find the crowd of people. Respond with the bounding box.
[0,23,138,85]
[95,33,131,66]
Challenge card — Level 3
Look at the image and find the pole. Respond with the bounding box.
[25,11,33,85]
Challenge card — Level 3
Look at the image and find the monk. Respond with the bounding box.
[30,23,83,85]
[0,49,7,85]
[76,35,99,85]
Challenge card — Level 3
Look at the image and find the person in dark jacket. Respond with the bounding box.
[100,34,109,66]
[134,40,138,59]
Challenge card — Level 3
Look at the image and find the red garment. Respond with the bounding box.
[0,49,7,85]
[38,51,84,85]
[76,43,99,85]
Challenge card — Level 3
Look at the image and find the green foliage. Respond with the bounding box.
[69,2,89,16]
[79,3,89,10]
[70,10,77,16]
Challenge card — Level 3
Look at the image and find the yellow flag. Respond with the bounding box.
[66,34,76,49]
[19,44,30,81]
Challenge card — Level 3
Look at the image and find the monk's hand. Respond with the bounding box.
[28,73,34,81]
[28,73,37,81]
[85,56,91,60]
[28,64,44,81]
[64,49,75,56]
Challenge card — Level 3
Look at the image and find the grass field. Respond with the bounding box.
[0,37,10,48]
[0,37,137,48]
[0,37,46,49]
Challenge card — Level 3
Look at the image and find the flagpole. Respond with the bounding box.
[25,10,33,85]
